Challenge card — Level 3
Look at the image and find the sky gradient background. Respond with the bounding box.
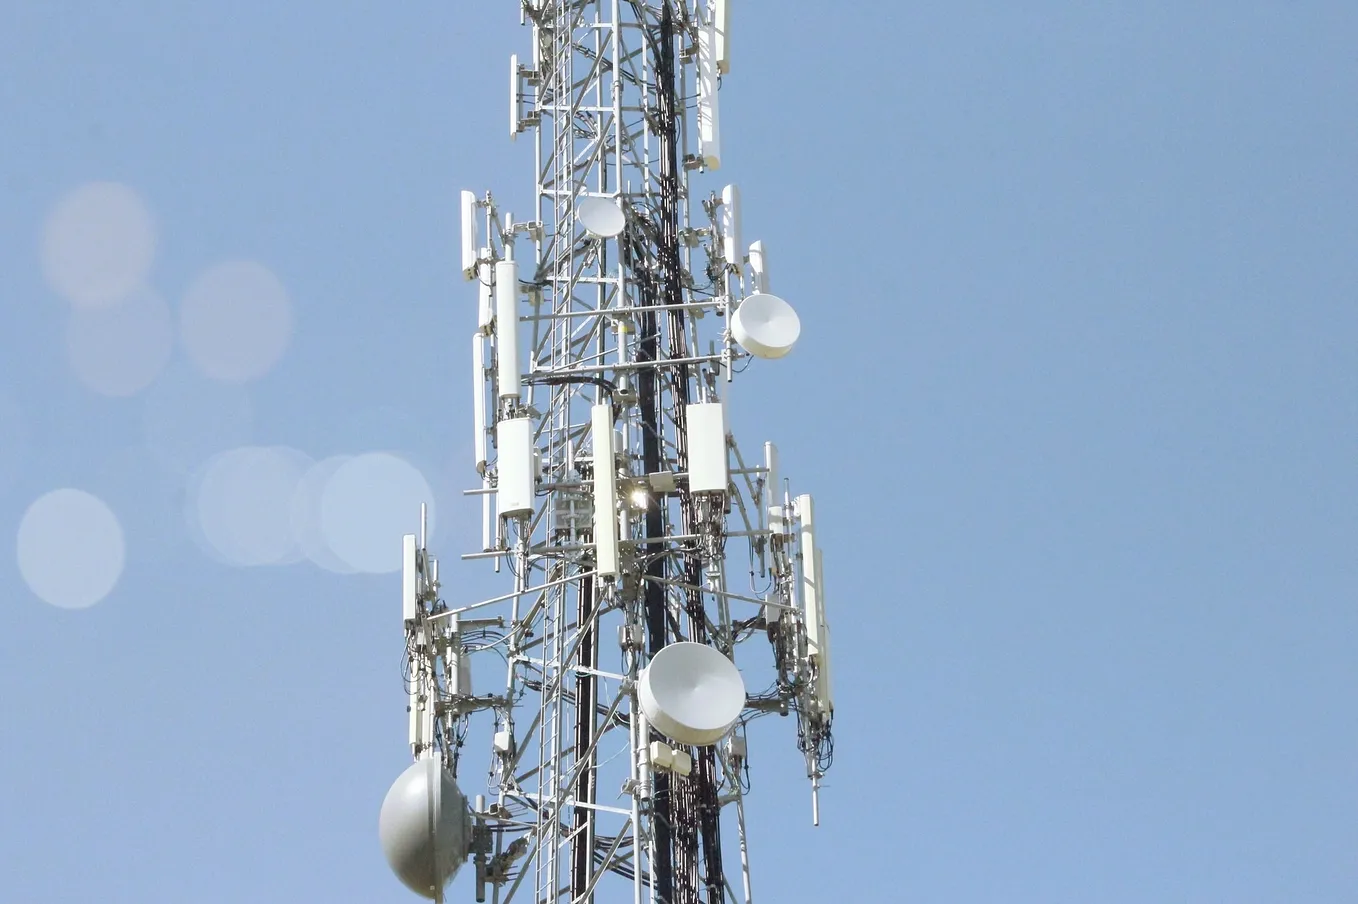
[1,2,1355,902]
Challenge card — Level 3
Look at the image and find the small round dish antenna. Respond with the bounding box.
[639,641,746,746]
[379,757,472,899]
[577,196,626,238]
[731,293,800,359]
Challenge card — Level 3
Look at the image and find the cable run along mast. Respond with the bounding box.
[378,3,836,903]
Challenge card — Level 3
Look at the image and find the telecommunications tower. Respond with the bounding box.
[378,3,836,902]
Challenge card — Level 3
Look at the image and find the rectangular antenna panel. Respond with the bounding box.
[509,53,522,138]
[472,335,487,473]
[494,259,521,400]
[815,546,833,714]
[402,533,418,621]
[798,494,824,665]
[591,403,620,577]
[748,240,769,294]
[460,191,477,278]
[687,402,729,494]
[721,184,742,267]
[763,440,779,511]
[714,0,731,73]
[497,416,535,516]
[697,22,722,169]
[477,259,493,332]
[448,618,473,698]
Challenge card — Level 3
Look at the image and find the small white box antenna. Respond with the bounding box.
[401,533,418,621]
[763,440,779,512]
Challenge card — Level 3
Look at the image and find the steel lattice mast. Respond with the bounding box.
[383,4,834,903]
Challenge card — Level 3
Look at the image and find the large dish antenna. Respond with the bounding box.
[577,196,626,238]
[731,293,800,359]
[639,641,746,746]
[378,757,472,900]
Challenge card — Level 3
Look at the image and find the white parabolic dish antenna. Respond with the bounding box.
[577,196,626,238]
[639,641,746,746]
[731,293,800,359]
[378,757,472,899]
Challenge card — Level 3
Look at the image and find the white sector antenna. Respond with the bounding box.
[732,292,800,359]
[639,641,746,746]
[713,0,731,73]
[720,185,741,267]
[577,196,626,238]
[696,21,722,169]
[460,191,478,279]
[748,240,769,294]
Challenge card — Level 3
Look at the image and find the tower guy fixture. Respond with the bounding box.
[377,3,835,902]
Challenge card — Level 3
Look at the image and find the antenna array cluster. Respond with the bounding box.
[378,3,835,902]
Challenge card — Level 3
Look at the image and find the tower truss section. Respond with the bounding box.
[380,4,836,904]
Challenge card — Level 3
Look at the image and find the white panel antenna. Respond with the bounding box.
[509,53,522,139]
[697,21,722,169]
[720,184,741,268]
[590,403,620,576]
[797,494,824,677]
[472,336,488,475]
[748,240,769,294]
[763,440,779,513]
[814,546,833,716]
[713,0,731,73]
[477,259,493,332]
[494,258,521,400]
[460,190,478,279]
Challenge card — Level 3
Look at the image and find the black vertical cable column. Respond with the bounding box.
[570,578,597,903]
[654,5,724,903]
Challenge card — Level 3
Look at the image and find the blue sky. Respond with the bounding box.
[1,2,1355,902]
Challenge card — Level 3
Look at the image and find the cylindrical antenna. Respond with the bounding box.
[494,258,521,400]
[748,240,769,294]
[460,191,478,279]
[720,184,742,270]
